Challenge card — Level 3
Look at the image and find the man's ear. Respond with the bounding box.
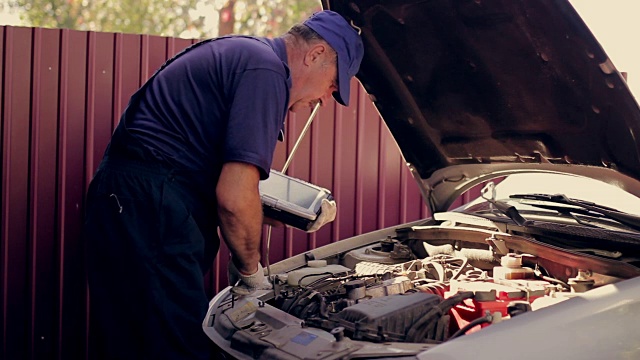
[304,43,327,66]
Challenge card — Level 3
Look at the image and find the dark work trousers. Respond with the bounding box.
[84,124,220,360]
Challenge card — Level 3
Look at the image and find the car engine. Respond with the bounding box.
[274,244,569,344]
[209,213,638,359]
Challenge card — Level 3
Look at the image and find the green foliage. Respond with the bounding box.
[9,0,206,36]
[233,0,322,36]
[7,0,320,37]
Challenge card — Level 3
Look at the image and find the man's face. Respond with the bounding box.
[289,45,339,112]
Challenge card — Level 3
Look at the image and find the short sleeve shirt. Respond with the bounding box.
[127,36,290,180]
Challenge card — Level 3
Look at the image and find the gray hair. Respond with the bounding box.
[287,24,337,63]
[287,24,325,43]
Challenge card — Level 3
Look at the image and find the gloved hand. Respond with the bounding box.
[306,199,337,233]
[228,260,272,296]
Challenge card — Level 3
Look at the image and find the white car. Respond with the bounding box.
[204,1,640,359]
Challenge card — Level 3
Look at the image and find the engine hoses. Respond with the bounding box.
[449,313,493,339]
[406,291,474,343]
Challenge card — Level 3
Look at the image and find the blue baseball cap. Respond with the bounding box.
[304,10,364,106]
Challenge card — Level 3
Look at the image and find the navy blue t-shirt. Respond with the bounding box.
[127,36,290,180]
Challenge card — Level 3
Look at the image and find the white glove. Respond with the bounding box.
[228,260,272,295]
[306,199,337,232]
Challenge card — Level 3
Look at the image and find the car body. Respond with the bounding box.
[204,1,640,359]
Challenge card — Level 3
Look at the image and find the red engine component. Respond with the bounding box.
[442,279,550,334]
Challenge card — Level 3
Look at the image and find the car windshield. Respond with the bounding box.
[508,193,640,231]
[464,173,640,217]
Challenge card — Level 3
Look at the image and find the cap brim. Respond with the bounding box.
[333,57,351,106]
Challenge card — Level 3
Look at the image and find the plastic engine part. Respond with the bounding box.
[329,292,441,342]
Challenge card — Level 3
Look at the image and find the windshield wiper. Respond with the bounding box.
[510,193,640,231]
[479,186,530,226]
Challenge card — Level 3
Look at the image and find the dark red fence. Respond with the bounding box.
[1,26,477,359]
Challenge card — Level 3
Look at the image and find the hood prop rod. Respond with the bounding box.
[265,103,322,292]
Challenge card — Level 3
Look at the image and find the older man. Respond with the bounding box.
[84,10,363,360]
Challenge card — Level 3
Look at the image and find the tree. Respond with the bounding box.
[9,0,207,37]
[7,0,321,38]
[231,0,321,36]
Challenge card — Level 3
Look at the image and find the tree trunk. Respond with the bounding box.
[218,0,236,36]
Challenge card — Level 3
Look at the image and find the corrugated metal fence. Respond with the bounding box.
[1,26,475,359]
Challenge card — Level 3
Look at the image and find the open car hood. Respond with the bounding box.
[324,0,640,211]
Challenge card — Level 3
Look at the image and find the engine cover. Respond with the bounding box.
[329,292,441,342]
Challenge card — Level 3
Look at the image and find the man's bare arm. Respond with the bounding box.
[216,162,263,274]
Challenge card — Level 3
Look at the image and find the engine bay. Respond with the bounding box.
[207,213,640,359]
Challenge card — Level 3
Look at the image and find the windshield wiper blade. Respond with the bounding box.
[481,198,531,226]
[510,193,640,231]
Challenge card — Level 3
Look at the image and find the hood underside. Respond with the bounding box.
[324,0,640,209]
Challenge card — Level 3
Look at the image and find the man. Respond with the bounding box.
[84,10,363,360]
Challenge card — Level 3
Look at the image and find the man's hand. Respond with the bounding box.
[307,199,337,232]
[228,260,272,295]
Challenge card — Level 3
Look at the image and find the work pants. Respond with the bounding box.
[84,142,219,359]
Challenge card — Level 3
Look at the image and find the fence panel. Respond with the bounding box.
[0,26,438,359]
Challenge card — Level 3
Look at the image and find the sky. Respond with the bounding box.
[1,1,640,97]
[569,1,640,100]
